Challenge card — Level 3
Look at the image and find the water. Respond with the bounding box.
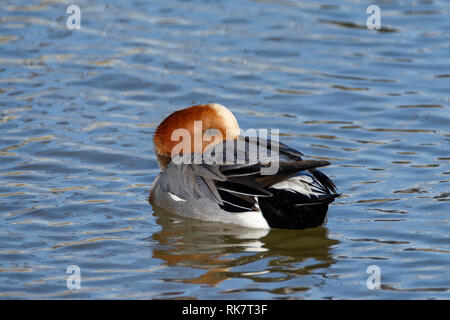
[0,0,449,299]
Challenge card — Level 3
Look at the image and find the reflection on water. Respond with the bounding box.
[153,207,338,294]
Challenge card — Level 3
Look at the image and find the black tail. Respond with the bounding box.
[258,188,338,229]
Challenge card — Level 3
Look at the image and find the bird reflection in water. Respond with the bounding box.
[151,206,339,288]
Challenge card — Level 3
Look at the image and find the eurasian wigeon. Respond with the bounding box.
[149,103,338,229]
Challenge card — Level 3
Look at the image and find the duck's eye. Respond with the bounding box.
[204,128,220,136]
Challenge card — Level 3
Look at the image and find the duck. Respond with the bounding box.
[149,103,338,229]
